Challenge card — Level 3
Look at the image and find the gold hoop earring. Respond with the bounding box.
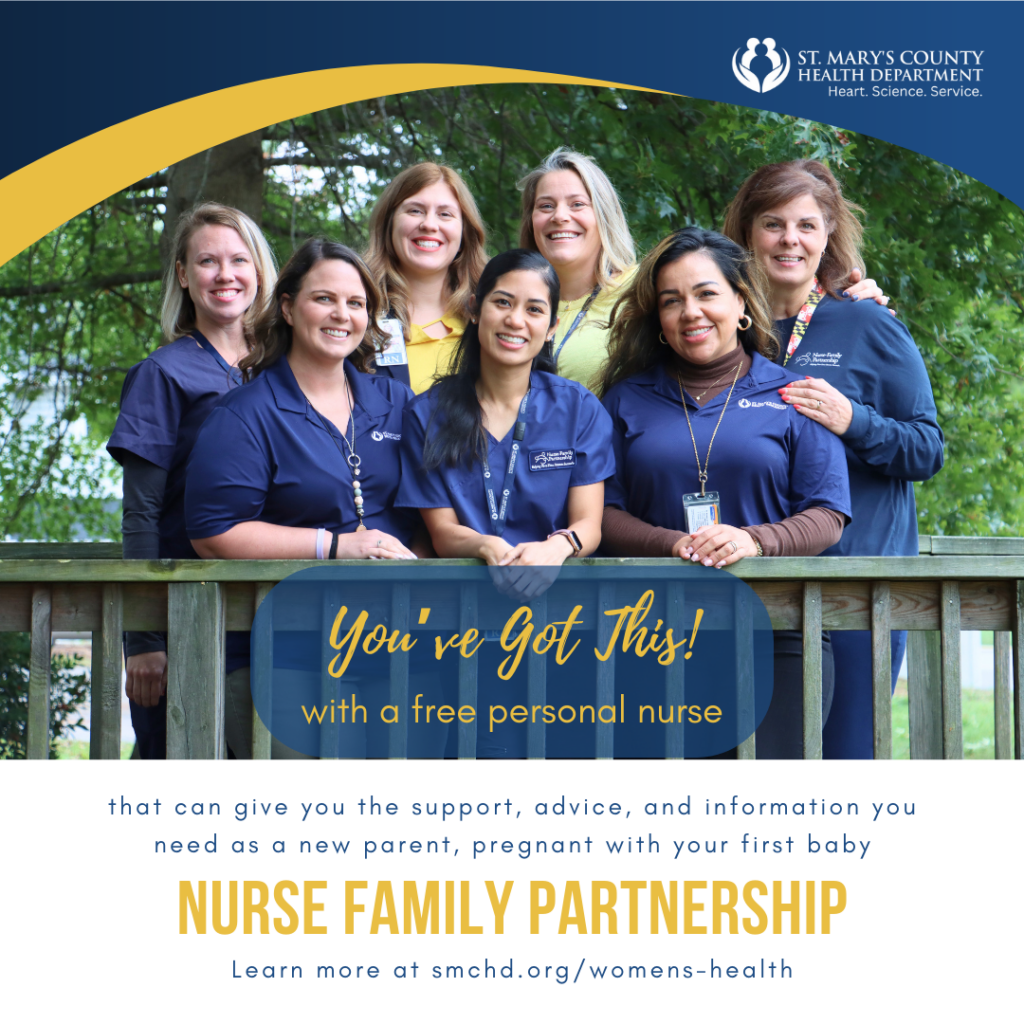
[737,315,752,332]
[659,331,669,346]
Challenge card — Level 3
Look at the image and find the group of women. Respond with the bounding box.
[107,147,943,761]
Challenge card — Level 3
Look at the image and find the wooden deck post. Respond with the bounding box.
[801,581,823,760]
[89,583,123,760]
[736,586,756,760]
[458,584,479,759]
[1013,580,1024,760]
[252,582,274,760]
[871,581,892,759]
[595,582,616,759]
[940,581,963,759]
[664,582,685,759]
[388,583,411,759]
[27,585,52,759]
[908,631,942,759]
[167,581,226,759]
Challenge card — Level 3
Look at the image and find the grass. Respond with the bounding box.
[891,683,996,759]
[54,739,135,760]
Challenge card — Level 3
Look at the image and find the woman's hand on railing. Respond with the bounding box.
[673,525,759,568]
[334,530,418,560]
[125,650,167,707]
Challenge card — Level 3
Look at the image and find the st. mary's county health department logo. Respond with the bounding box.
[732,37,791,92]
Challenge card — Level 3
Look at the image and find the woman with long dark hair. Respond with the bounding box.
[599,226,852,758]
[722,160,943,758]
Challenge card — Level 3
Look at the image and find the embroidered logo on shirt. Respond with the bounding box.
[371,430,401,441]
[738,399,787,410]
[794,351,842,368]
[529,449,577,471]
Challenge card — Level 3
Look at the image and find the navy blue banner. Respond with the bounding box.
[3,1,1023,207]
[250,564,775,759]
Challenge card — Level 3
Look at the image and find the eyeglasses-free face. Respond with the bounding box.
[176,224,258,330]
[281,259,369,368]
[749,193,829,300]
[390,180,464,280]
[475,269,557,371]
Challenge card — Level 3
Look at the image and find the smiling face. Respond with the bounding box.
[475,269,557,371]
[389,180,463,280]
[531,169,602,279]
[281,259,369,367]
[176,224,258,330]
[748,193,829,299]
[656,251,746,365]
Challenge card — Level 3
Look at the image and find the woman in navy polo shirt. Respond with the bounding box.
[723,160,944,759]
[186,239,420,757]
[107,202,277,758]
[397,249,614,755]
[599,227,852,759]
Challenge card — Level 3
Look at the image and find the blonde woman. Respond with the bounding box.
[107,203,276,758]
[518,147,636,390]
[364,162,488,393]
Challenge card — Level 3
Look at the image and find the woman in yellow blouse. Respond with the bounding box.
[517,148,637,391]
[365,162,489,393]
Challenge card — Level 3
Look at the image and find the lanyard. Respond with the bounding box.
[481,386,531,536]
[192,331,243,386]
[553,286,600,361]
[781,278,825,366]
[677,361,743,496]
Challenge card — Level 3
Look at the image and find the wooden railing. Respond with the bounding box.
[1,539,1021,760]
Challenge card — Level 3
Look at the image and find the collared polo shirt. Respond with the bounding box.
[185,356,417,544]
[602,352,851,532]
[395,370,615,544]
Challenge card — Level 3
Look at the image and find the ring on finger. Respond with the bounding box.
[377,538,382,547]
[816,399,823,409]
[729,541,738,553]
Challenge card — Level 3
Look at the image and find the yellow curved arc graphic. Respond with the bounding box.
[0,64,663,269]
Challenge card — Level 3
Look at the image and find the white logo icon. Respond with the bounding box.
[739,398,752,408]
[732,37,791,93]
[371,430,383,441]
[794,354,812,367]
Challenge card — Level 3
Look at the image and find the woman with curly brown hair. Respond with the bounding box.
[723,160,944,759]
[599,226,851,758]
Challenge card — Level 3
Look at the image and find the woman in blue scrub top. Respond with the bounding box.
[107,202,277,758]
[723,161,944,759]
[397,249,615,756]
[185,239,421,757]
[599,227,852,759]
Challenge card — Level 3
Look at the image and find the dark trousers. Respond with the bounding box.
[823,630,907,760]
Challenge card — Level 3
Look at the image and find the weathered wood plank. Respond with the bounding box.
[458,585,478,759]
[664,582,685,759]
[252,582,274,761]
[1014,581,1024,760]
[7,554,1024,584]
[928,536,1024,556]
[0,542,121,559]
[908,631,942,760]
[802,582,822,761]
[993,631,1012,761]
[871,581,892,759]
[940,581,963,760]
[27,585,52,759]
[167,582,225,759]
[93,584,123,760]
[595,582,616,759]
[527,595,548,760]
[388,583,411,760]
[734,586,756,761]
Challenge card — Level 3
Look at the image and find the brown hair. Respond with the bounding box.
[721,160,864,297]
[364,162,487,335]
[161,202,277,343]
[241,239,387,380]
[597,227,777,398]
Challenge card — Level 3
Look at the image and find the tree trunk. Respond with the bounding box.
[159,130,264,265]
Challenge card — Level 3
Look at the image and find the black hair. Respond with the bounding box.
[423,249,560,470]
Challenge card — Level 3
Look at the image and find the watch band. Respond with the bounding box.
[548,528,582,556]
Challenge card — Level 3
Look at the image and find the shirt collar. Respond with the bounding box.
[264,355,393,424]
[632,351,789,404]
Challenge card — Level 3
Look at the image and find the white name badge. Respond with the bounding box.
[376,318,408,366]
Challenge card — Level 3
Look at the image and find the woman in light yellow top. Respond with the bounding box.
[365,163,488,393]
[518,148,637,391]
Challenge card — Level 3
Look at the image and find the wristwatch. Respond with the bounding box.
[548,529,583,557]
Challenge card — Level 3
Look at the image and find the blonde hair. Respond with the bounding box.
[161,203,277,344]
[518,147,636,292]
[722,160,865,297]
[364,163,487,338]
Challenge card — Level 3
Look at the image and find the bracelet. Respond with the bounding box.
[316,526,326,560]
[754,539,763,557]
[328,532,339,560]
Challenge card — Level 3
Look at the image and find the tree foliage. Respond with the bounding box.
[1,84,1022,538]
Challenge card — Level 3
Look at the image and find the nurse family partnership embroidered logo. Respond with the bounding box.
[738,398,787,410]
[732,37,792,92]
[794,352,843,368]
[371,430,401,441]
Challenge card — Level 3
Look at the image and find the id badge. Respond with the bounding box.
[683,491,720,533]
[376,317,408,366]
